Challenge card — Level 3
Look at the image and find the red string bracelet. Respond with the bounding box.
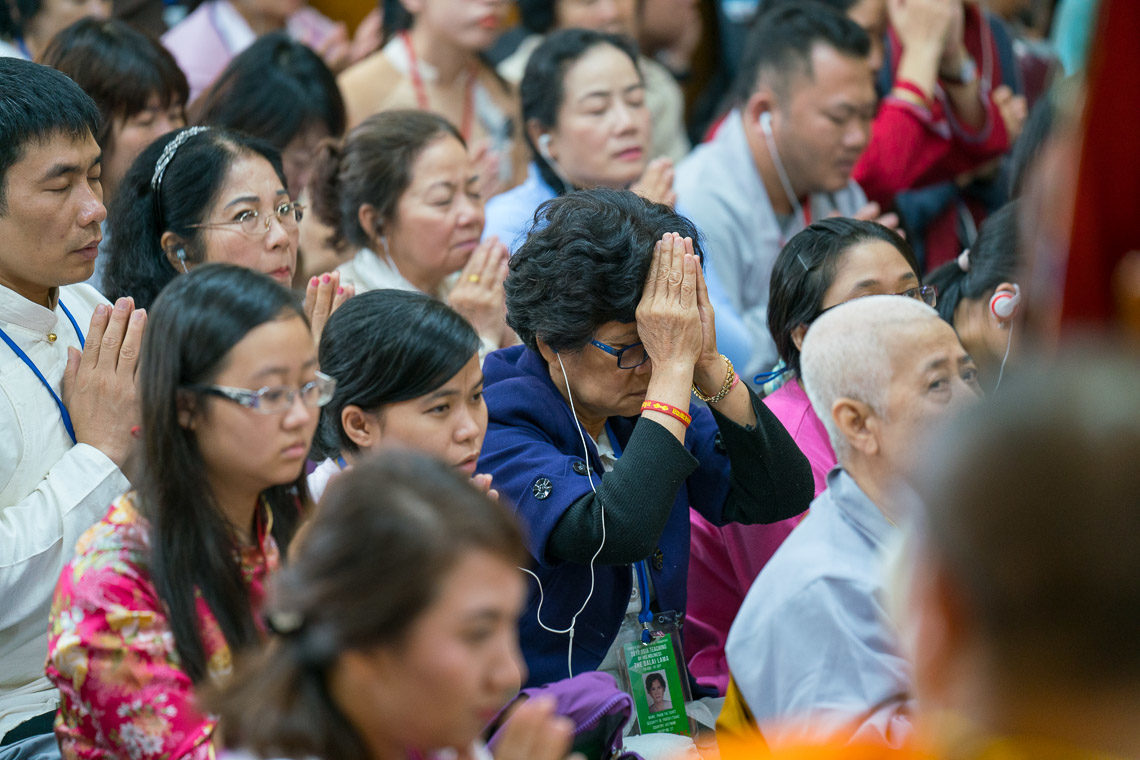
[641,400,692,428]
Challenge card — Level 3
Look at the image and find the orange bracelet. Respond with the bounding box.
[641,399,692,428]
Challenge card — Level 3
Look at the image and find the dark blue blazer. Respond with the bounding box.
[479,345,735,688]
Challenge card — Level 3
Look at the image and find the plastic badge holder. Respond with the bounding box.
[618,610,695,737]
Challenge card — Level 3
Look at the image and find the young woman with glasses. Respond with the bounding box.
[478,188,813,691]
[687,216,934,695]
[46,264,332,759]
[103,127,350,341]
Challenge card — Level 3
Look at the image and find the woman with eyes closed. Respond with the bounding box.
[686,217,935,695]
[311,110,513,355]
[46,265,331,759]
[307,289,493,502]
[104,127,350,336]
[484,28,753,369]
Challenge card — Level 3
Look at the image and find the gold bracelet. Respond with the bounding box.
[692,355,736,404]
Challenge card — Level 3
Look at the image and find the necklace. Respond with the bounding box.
[401,30,477,141]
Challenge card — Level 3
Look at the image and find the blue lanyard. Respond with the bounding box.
[0,299,86,445]
[605,425,654,642]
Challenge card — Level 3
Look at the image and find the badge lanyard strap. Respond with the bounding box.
[604,424,655,645]
[0,299,86,445]
[401,30,476,142]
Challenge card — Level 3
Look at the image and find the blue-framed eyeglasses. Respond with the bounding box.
[589,339,650,369]
[187,371,336,414]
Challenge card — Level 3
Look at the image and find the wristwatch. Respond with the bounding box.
[940,56,977,86]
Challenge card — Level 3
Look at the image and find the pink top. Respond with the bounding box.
[685,379,836,694]
[46,492,279,759]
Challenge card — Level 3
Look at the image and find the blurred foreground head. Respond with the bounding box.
[902,351,1140,755]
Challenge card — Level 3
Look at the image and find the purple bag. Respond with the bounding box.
[485,672,644,760]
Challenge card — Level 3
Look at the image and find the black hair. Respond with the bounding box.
[0,57,99,212]
[731,2,870,105]
[209,450,529,760]
[520,28,642,195]
[40,18,188,158]
[645,673,666,691]
[507,188,703,355]
[517,0,555,34]
[138,263,310,685]
[309,110,463,251]
[754,0,858,16]
[104,127,288,309]
[769,217,920,378]
[926,202,1020,326]
[314,289,480,459]
[191,32,346,156]
[0,0,37,39]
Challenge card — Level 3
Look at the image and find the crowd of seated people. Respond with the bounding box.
[2,0,1137,759]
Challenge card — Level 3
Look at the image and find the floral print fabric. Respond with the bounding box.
[46,492,279,759]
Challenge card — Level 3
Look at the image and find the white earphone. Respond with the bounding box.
[759,110,773,135]
[537,133,554,160]
[990,284,1021,320]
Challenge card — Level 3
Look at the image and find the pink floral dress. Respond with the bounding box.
[46,492,280,760]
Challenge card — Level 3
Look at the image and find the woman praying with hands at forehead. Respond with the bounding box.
[477,188,813,690]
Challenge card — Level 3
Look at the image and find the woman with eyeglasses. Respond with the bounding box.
[478,188,813,690]
[103,127,350,340]
[686,217,932,695]
[45,264,332,759]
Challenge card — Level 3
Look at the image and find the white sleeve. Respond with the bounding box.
[0,441,129,629]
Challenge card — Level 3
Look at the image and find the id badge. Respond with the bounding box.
[619,611,694,737]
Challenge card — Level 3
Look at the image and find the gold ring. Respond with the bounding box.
[467,274,481,283]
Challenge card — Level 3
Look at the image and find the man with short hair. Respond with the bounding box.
[723,295,981,747]
[902,353,1140,758]
[676,4,877,384]
[0,58,145,756]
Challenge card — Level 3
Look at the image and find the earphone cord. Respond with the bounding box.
[993,321,1013,392]
[518,353,607,680]
[761,119,805,222]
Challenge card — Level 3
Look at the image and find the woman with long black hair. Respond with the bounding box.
[46,265,330,759]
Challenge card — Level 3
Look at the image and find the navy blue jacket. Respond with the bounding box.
[480,345,811,687]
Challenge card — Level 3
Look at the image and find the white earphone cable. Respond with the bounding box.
[518,353,607,679]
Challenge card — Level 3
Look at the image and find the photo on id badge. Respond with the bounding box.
[623,634,690,735]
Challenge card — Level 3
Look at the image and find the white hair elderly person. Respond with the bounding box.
[719,295,982,750]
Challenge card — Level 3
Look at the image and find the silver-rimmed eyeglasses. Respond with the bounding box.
[188,201,304,237]
[589,339,650,369]
[188,371,336,414]
[898,284,938,307]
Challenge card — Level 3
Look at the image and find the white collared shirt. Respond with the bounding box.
[0,283,130,736]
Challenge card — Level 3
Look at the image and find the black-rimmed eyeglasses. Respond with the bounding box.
[589,339,650,369]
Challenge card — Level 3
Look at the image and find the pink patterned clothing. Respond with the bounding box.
[685,379,837,694]
[46,492,279,759]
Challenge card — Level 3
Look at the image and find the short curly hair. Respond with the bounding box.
[506,188,703,355]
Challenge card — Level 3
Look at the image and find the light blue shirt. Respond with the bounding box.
[725,467,914,748]
[675,112,867,385]
[483,162,754,372]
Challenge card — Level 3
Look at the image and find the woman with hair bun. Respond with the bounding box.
[310,110,513,354]
[925,202,1022,392]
